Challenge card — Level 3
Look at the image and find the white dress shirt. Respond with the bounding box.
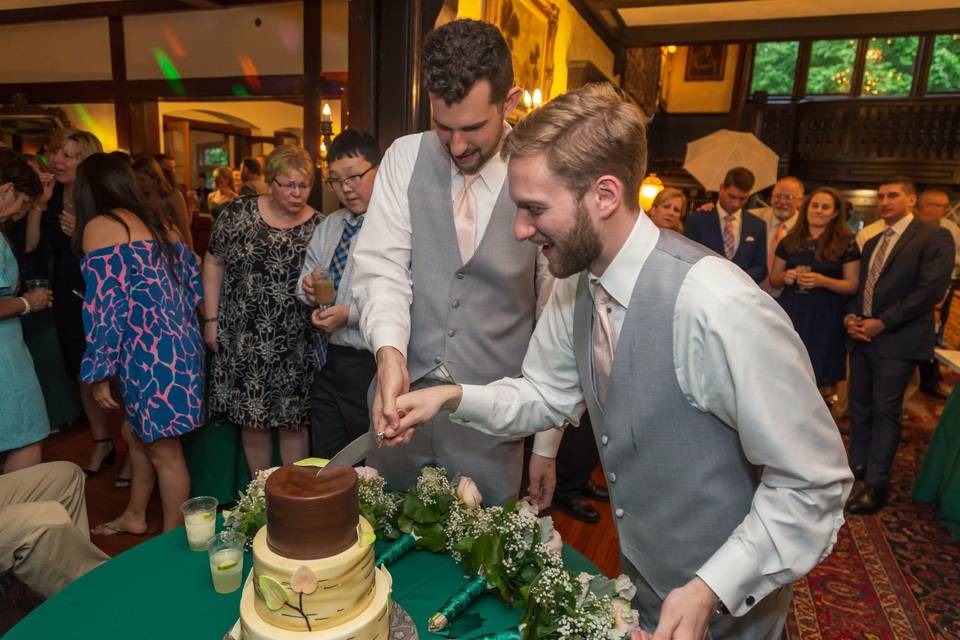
[867,213,914,275]
[352,129,560,458]
[296,208,367,351]
[452,212,852,614]
[716,202,742,252]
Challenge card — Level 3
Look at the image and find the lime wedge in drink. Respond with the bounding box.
[203,512,214,520]
[217,560,238,571]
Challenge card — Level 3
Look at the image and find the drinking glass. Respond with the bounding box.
[795,265,812,294]
[181,496,218,551]
[311,268,336,308]
[25,279,50,291]
[208,531,245,594]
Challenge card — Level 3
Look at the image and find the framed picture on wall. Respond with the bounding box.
[484,0,560,99]
[684,45,727,81]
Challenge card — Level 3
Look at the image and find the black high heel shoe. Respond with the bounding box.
[83,438,116,476]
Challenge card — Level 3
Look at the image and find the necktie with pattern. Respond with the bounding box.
[453,174,481,263]
[591,280,618,406]
[315,216,365,368]
[722,213,736,259]
[862,228,895,317]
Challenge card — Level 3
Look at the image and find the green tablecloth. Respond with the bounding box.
[913,386,960,541]
[5,520,597,639]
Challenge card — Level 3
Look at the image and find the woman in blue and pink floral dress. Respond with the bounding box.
[75,153,204,535]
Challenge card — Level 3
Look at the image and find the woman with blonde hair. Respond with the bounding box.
[769,186,860,403]
[647,187,687,232]
[203,145,322,474]
[28,129,118,477]
[207,166,238,219]
[132,156,193,248]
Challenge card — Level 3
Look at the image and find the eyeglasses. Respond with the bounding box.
[772,193,802,201]
[325,164,378,190]
[272,178,311,192]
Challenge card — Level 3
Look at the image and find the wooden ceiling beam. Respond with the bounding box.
[0,0,284,26]
[620,8,960,46]
[591,0,762,8]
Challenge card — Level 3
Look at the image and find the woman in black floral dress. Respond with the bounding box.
[202,145,322,474]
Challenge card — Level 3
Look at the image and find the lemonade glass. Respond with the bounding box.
[208,531,245,594]
[181,496,218,551]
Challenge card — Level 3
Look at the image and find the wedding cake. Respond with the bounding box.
[239,465,392,640]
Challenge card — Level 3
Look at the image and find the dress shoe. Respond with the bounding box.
[850,464,866,481]
[582,479,609,502]
[846,484,889,515]
[554,495,600,523]
[920,384,951,400]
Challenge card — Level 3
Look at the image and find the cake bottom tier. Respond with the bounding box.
[241,566,392,640]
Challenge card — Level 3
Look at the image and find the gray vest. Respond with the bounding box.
[407,132,538,384]
[574,231,757,598]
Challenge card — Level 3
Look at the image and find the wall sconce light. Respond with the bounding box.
[532,88,543,107]
[523,90,533,110]
[639,173,664,211]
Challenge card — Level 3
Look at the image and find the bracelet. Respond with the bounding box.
[203,316,218,324]
[18,296,31,315]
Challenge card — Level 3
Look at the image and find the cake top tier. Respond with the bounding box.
[264,465,359,560]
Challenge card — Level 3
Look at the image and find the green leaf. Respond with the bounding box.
[258,575,289,611]
[413,522,446,552]
[402,492,446,523]
[397,514,413,533]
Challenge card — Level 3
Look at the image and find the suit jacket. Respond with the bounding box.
[847,218,955,360]
[684,207,768,282]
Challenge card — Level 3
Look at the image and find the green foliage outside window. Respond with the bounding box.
[750,41,799,95]
[203,147,229,167]
[928,34,960,93]
[862,36,918,96]
[807,39,857,94]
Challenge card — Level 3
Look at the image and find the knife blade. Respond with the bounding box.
[318,431,383,474]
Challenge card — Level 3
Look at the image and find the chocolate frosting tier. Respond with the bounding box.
[265,465,359,559]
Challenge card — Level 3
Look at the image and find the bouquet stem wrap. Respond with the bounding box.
[427,574,488,632]
[375,532,416,568]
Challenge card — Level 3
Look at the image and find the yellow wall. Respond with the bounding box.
[42,103,119,152]
[0,19,111,82]
[457,0,616,97]
[659,45,739,113]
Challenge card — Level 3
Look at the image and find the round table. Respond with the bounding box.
[6,522,598,639]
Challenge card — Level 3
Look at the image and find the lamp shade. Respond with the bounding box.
[639,173,664,211]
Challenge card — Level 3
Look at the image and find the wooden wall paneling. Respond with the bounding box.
[728,43,754,131]
[348,0,377,136]
[109,16,131,150]
[911,35,935,98]
[130,100,161,156]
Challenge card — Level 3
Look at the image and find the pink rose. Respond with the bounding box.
[543,529,563,555]
[354,466,381,481]
[456,476,483,509]
[611,598,639,632]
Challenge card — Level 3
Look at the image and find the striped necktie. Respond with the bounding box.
[316,216,364,368]
[863,228,895,317]
[722,213,737,259]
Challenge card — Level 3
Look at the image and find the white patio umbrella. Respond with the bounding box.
[682,129,779,193]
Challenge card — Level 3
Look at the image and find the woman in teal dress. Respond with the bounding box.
[0,150,54,473]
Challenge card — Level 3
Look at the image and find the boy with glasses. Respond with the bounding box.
[297,130,381,458]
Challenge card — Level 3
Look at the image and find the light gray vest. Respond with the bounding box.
[574,231,757,598]
[407,132,538,384]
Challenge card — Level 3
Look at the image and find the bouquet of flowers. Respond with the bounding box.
[222,467,278,545]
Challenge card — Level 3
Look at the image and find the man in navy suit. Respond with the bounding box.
[845,177,955,515]
[684,167,768,283]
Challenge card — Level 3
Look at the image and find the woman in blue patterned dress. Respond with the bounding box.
[0,150,53,473]
[74,154,204,535]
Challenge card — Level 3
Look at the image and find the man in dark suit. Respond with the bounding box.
[845,177,955,515]
[684,166,768,283]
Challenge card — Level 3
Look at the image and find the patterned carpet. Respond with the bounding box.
[785,375,960,640]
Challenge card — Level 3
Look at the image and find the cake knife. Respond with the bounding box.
[319,431,385,473]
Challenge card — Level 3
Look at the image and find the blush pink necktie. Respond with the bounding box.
[453,174,481,263]
[591,281,618,406]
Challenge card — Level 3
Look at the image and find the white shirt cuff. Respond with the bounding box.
[696,537,779,617]
[369,328,409,361]
[449,384,490,427]
[532,428,563,458]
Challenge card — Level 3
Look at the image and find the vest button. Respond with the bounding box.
[615,508,624,518]
[746,595,755,606]
[608,472,616,483]
[456,272,465,279]
[447,329,456,337]
[451,299,460,308]
[434,357,442,364]
[601,434,609,445]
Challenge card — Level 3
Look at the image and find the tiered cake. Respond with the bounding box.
[240,465,392,640]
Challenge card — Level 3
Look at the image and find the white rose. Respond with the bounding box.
[354,466,381,481]
[611,597,639,632]
[456,476,483,509]
[517,497,540,517]
[614,574,637,601]
[543,529,563,555]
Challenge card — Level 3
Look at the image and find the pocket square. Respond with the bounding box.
[745,236,756,242]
